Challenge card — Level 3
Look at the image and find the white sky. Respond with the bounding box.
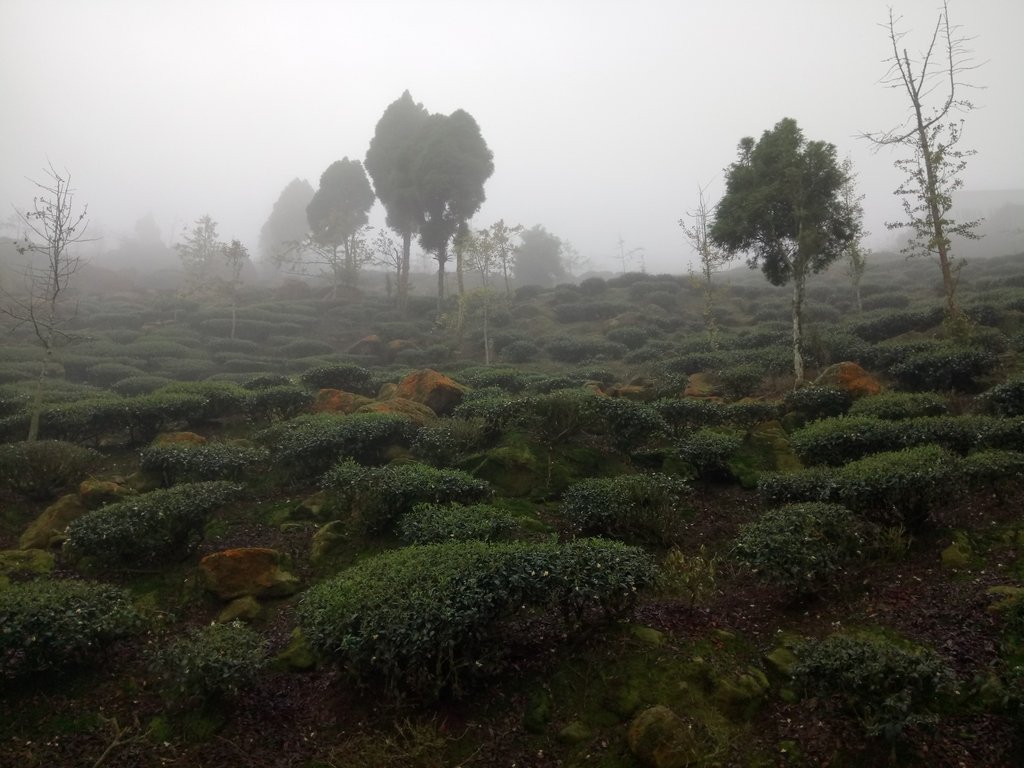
[1,0,1021,274]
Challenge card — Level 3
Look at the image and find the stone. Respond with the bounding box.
[218,595,263,623]
[764,647,798,678]
[292,490,332,521]
[153,431,207,445]
[558,720,593,744]
[941,534,972,570]
[357,397,437,425]
[814,362,882,399]
[393,369,468,416]
[199,547,300,600]
[627,705,709,768]
[630,625,667,646]
[347,334,384,357]
[310,521,348,564]
[78,479,134,509]
[312,388,373,414]
[683,373,718,398]
[712,667,770,719]
[275,628,316,671]
[523,689,551,734]
[0,548,55,579]
[19,494,86,549]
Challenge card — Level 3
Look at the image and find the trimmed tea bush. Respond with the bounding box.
[65,481,240,567]
[0,440,102,500]
[976,379,1024,417]
[888,344,997,392]
[783,386,853,420]
[321,460,491,534]
[734,503,868,596]
[246,385,312,422]
[792,634,955,741]
[410,418,489,466]
[299,363,375,395]
[298,538,653,697]
[0,579,137,675]
[155,621,267,703]
[110,375,174,397]
[848,391,948,420]
[675,429,743,481]
[398,503,520,544]
[257,412,418,479]
[140,442,270,485]
[560,473,690,543]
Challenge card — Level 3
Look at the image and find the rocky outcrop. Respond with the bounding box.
[814,361,882,398]
[312,389,374,414]
[357,397,438,425]
[19,494,87,549]
[627,705,710,768]
[78,479,134,509]
[199,547,300,600]
[393,369,468,416]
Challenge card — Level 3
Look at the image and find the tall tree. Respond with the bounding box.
[365,91,430,315]
[838,157,869,314]
[221,239,250,339]
[306,158,375,293]
[680,183,733,350]
[1,164,90,441]
[711,118,855,384]
[258,178,314,267]
[515,225,565,288]
[413,109,494,312]
[862,1,981,322]
[176,214,221,295]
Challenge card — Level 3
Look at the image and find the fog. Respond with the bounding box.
[1,0,1022,275]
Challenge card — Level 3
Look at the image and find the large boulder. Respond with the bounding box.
[814,361,882,398]
[78,478,135,509]
[153,431,207,446]
[199,547,300,600]
[627,705,710,768]
[19,494,87,549]
[312,389,373,414]
[347,334,384,357]
[393,369,468,416]
[357,397,438,425]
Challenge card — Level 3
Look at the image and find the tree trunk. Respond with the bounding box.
[791,273,806,385]
[483,296,491,365]
[436,241,448,314]
[230,298,237,340]
[27,343,53,442]
[456,243,465,298]
[398,231,411,316]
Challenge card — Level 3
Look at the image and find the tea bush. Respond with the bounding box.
[65,481,240,567]
[888,344,997,392]
[246,384,312,422]
[0,579,138,675]
[734,503,868,596]
[257,412,417,479]
[124,391,210,443]
[976,379,1024,417]
[560,472,690,543]
[86,362,149,387]
[457,367,529,393]
[321,460,491,534]
[0,440,102,500]
[156,381,252,420]
[544,336,626,363]
[397,503,520,544]
[783,386,853,420]
[299,363,375,395]
[675,429,743,481]
[140,442,270,485]
[410,418,489,466]
[590,397,669,453]
[792,633,955,741]
[298,538,653,697]
[110,375,174,397]
[155,621,267,703]
[848,392,948,420]
[241,373,292,390]
[501,339,541,363]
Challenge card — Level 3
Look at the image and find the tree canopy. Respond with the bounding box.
[259,178,314,265]
[305,158,375,291]
[515,225,566,288]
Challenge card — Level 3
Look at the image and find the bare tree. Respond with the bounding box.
[615,235,645,274]
[2,164,91,441]
[862,1,982,322]
[838,157,869,314]
[679,183,732,350]
[221,239,250,339]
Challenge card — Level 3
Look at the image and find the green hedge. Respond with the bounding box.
[0,440,102,500]
[398,503,520,544]
[140,442,270,485]
[675,429,744,481]
[155,621,267,703]
[299,363,375,395]
[298,538,654,697]
[560,473,690,543]
[0,579,138,675]
[65,481,240,567]
[847,392,948,420]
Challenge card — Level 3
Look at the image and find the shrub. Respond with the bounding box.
[501,340,541,363]
[274,338,335,359]
[579,276,607,295]
[140,442,270,485]
[246,384,312,421]
[560,473,690,543]
[241,373,292,390]
[298,538,653,697]
[590,397,669,453]
[792,634,955,741]
[675,429,743,481]
[155,621,267,703]
[110,375,174,397]
[321,460,491,534]
[257,412,418,479]
[410,418,488,466]
[552,301,627,323]
[734,503,869,595]
[0,440,102,500]
[544,336,626,363]
[848,392,948,420]
[888,344,997,392]
[124,391,211,443]
[299,363,375,395]
[716,363,764,400]
[156,381,252,420]
[457,367,529,393]
[86,362,149,387]
[851,307,945,342]
[783,386,853,420]
[0,579,137,676]
[605,325,657,349]
[976,379,1024,417]
[64,481,240,567]
[398,503,520,544]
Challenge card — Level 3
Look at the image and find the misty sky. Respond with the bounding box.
[2,0,1022,275]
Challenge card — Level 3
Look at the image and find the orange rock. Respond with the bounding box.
[78,479,134,509]
[347,334,384,356]
[683,372,719,399]
[312,388,374,414]
[393,369,468,416]
[19,494,86,549]
[153,431,207,445]
[199,547,300,600]
[815,362,882,398]
[357,398,437,425]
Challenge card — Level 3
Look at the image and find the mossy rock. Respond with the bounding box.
[728,420,802,488]
[627,705,711,768]
[558,720,593,744]
[274,628,316,671]
[291,490,333,522]
[523,688,552,734]
[630,625,667,646]
[310,520,348,565]
[217,595,263,623]
[711,667,769,720]
[462,442,539,498]
[764,646,798,678]
[0,548,55,579]
[19,494,86,549]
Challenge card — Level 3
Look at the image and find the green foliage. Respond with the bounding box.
[734,503,868,595]
[552,300,628,323]
[457,367,529,393]
[85,362,148,387]
[155,621,267,703]
[246,385,313,422]
[783,386,853,420]
[110,375,174,397]
[397,503,520,544]
[64,481,240,567]
[0,579,137,676]
[410,418,488,466]
[257,412,417,479]
[675,428,743,481]
[976,379,1024,417]
[299,362,375,395]
[156,380,252,420]
[543,336,626,363]
[792,634,956,741]
[140,442,270,485]
[501,340,541,363]
[590,397,668,453]
[560,472,690,543]
[655,398,781,433]
[715,363,764,400]
[656,545,719,608]
[888,343,997,391]
[298,538,653,697]
[848,391,948,420]
[321,460,491,535]
[850,307,945,342]
[0,440,102,500]
[605,325,658,349]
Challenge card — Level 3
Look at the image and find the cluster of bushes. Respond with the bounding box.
[321,460,491,534]
[674,429,744,481]
[140,441,270,485]
[65,481,240,567]
[397,503,520,544]
[298,538,654,697]
[560,473,690,543]
[655,398,781,433]
[154,621,267,703]
[847,391,948,420]
[299,363,376,395]
[0,440,102,499]
[0,579,138,676]
[543,336,627,363]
